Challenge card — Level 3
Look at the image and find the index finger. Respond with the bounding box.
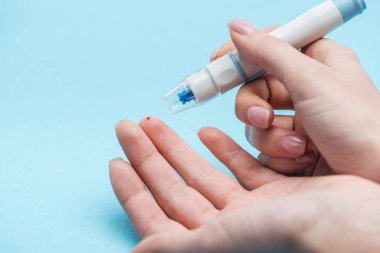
[210,26,279,61]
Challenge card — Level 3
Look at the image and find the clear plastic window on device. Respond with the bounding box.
[163,80,198,113]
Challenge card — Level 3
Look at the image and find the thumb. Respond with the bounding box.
[228,20,331,103]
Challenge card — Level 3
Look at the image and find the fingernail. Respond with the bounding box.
[228,20,256,35]
[281,136,307,155]
[109,157,123,164]
[197,127,206,135]
[210,47,221,62]
[247,106,270,129]
[295,151,316,165]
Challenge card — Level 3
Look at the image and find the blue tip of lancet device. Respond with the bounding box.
[178,87,195,105]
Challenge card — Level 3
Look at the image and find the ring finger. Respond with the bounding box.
[245,120,308,159]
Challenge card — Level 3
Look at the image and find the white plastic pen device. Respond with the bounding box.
[164,0,366,113]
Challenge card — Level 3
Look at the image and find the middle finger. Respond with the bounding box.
[115,120,218,229]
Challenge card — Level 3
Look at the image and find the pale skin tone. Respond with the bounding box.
[109,20,380,252]
[214,20,380,180]
[110,118,380,252]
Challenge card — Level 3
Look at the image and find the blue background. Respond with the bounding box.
[1,0,379,252]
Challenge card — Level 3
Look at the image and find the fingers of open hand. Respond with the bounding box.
[114,119,219,229]
[109,159,187,237]
[235,75,293,129]
[198,126,284,190]
[139,117,245,208]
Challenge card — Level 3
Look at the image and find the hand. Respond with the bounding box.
[212,20,380,181]
[110,117,380,252]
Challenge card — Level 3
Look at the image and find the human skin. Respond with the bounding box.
[212,20,380,181]
[109,20,380,252]
[109,118,380,252]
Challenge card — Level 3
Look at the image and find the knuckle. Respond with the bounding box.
[226,147,246,169]
[139,212,165,238]
[245,162,263,179]
[341,47,359,61]
[305,39,332,58]
[223,185,246,204]
[306,39,359,62]
[197,206,218,226]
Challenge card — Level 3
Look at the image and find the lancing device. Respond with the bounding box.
[164,0,366,113]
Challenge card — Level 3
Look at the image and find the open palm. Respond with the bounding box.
[109,117,380,252]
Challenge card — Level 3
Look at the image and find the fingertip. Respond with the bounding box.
[139,116,166,134]
[281,135,308,157]
[246,106,273,129]
[114,119,130,131]
[114,119,138,136]
[197,126,207,137]
[197,126,216,136]
[114,120,143,146]
[198,126,224,146]
[229,29,244,45]
[109,158,130,178]
[109,157,123,167]
[235,80,275,129]
[229,26,264,45]
[139,115,161,125]
[210,48,221,62]
[228,19,257,35]
[114,120,124,132]
[198,127,211,144]
[210,41,236,62]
